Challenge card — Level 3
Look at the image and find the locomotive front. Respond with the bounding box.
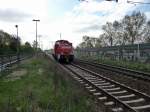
[54,40,74,63]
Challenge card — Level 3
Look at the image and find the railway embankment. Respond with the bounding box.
[0,54,99,112]
[78,56,150,73]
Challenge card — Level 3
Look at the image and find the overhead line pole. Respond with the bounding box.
[60,33,61,40]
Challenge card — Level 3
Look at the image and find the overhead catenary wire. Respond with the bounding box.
[127,0,150,5]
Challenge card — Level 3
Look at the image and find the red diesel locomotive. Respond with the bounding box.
[53,40,74,62]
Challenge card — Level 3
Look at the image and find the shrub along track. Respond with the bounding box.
[73,60,150,96]
[63,63,150,112]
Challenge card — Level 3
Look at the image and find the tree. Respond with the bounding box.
[122,11,146,44]
[77,11,149,50]
[21,42,34,53]
[95,38,102,48]
[25,42,32,48]
[82,35,94,48]
[77,42,86,48]
[98,33,109,47]
[143,21,150,43]
[0,31,20,54]
[102,22,114,46]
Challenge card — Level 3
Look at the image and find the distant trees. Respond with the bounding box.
[77,35,101,48]
[77,11,150,49]
[0,30,34,55]
[0,30,19,54]
[20,42,34,53]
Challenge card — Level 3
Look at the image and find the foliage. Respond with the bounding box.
[77,35,102,48]
[0,30,34,55]
[20,42,34,53]
[102,22,114,46]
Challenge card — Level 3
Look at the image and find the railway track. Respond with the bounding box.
[74,59,150,82]
[64,63,150,112]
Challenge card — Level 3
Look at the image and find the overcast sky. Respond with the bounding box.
[0,0,150,49]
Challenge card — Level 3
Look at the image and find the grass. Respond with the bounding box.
[0,54,97,112]
[79,55,150,73]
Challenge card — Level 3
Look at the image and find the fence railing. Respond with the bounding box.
[0,53,32,72]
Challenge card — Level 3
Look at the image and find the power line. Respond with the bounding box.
[127,0,150,4]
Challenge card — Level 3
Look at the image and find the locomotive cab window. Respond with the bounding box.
[55,44,59,49]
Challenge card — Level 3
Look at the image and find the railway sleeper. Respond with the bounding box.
[91,80,106,84]
[86,77,98,80]
[100,85,115,88]
[111,107,123,112]
[93,92,101,96]
[98,96,107,100]
[104,101,115,106]
[103,87,121,91]
[89,89,97,92]
[115,94,135,99]
[85,86,93,89]
[96,82,111,86]
[97,96,127,112]
[119,95,144,102]
[128,101,150,108]
[84,83,89,86]
[108,90,127,95]
[132,104,150,111]
[122,98,145,104]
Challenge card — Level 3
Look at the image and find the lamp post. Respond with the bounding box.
[15,25,20,63]
[33,19,40,55]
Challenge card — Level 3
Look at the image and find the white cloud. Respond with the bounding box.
[54,0,147,48]
[0,0,48,48]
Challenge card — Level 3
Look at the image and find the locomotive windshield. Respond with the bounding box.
[55,40,72,46]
